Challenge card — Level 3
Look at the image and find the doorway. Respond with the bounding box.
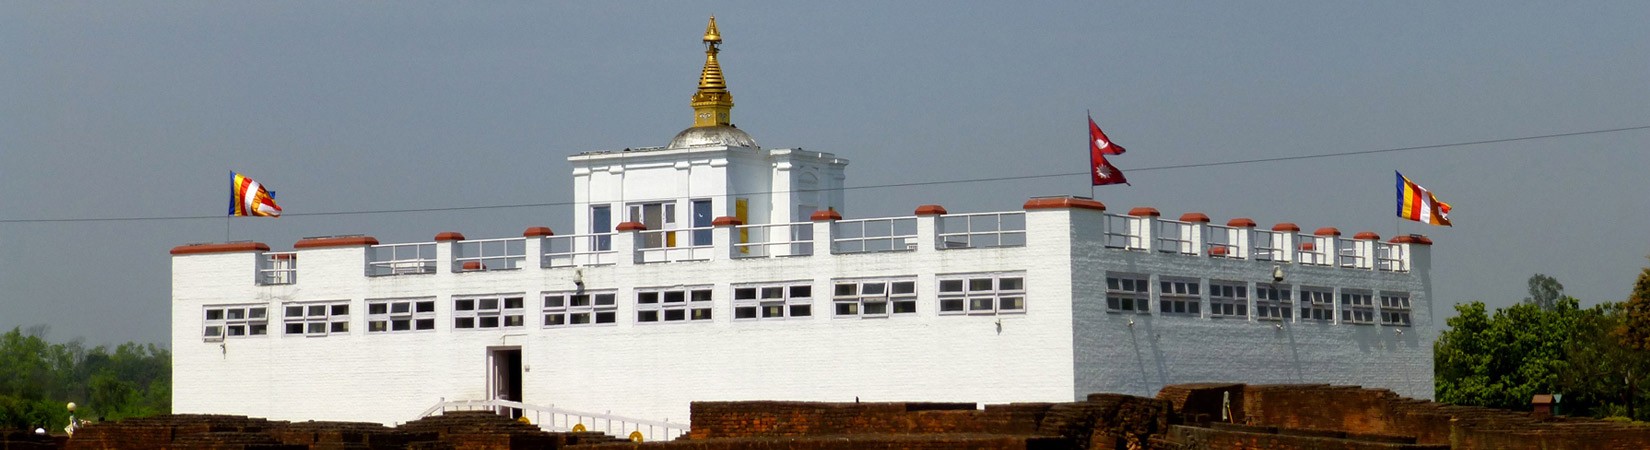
[488,347,523,419]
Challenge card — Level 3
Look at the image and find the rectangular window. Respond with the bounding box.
[1209,281,1248,318]
[1255,285,1291,321]
[734,283,814,320]
[544,291,618,327]
[367,298,437,332]
[1105,274,1150,314]
[939,274,1026,315]
[692,199,714,246]
[454,295,527,330]
[637,287,713,323]
[591,205,613,251]
[283,301,350,336]
[1158,278,1200,316]
[1381,292,1412,326]
[1300,287,1334,322]
[833,278,918,318]
[202,305,268,340]
[1341,290,1375,324]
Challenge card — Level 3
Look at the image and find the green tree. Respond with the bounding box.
[1435,297,1585,409]
[1525,273,1565,311]
[0,326,171,430]
[1610,266,1650,418]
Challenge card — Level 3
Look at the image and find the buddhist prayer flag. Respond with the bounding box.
[1396,171,1450,226]
[1089,115,1129,186]
[230,171,283,217]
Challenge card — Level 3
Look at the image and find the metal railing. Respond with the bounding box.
[1250,230,1287,262]
[936,212,1026,249]
[1154,219,1197,255]
[418,398,689,442]
[367,243,437,276]
[1103,213,1145,250]
[453,237,526,272]
[732,222,814,258]
[832,217,917,254]
[1298,235,1332,266]
[543,233,618,268]
[1336,237,1364,268]
[257,252,297,285]
[636,227,712,263]
[1205,224,1241,259]
[1376,242,1408,272]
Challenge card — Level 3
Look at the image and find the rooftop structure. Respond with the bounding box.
[170,17,1437,435]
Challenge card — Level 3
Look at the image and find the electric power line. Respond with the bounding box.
[2,124,1646,224]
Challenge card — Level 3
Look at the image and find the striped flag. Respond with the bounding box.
[230,171,283,217]
[1396,171,1450,226]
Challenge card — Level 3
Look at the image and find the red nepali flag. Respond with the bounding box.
[1089,116,1128,186]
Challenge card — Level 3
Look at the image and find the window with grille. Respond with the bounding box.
[1209,281,1248,318]
[939,274,1026,315]
[1105,274,1150,314]
[637,287,714,323]
[544,291,617,327]
[367,298,437,332]
[1300,288,1334,322]
[1380,292,1411,326]
[283,301,349,336]
[1159,278,1200,316]
[454,295,527,329]
[734,283,813,320]
[833,279,917,318]
[1255,285,1291,321]
[203,305,268,340]
[1341,290,1375,324]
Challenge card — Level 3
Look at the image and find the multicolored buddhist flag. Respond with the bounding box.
[230,171,283,217]
[1396,171,1450,226]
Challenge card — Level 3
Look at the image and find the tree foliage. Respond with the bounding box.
[0,327,170,430]
[1437,270,1650,420]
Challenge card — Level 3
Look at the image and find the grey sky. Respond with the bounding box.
[3,2,1647,346]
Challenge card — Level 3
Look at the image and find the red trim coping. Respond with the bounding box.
[616,221,648,231]
[810,210,843,221]
[914,204,948,216]
[1354,231,1381,240]
[170,242,270,255]
[523,227,554,237]
[271,253,296,260]
[461,261,485,271]
[434,231,466,242]
[1023,197,1106,211]
[1313,227,1342,237]
[1209,246,1228,256]
[1179,212,1211,223]
[1299,242,1316,251]
[1390,235,1434,245]
[294,236,380,249]
[1127,207,1161,217]
[712,216,744,226]
[1271,223,1301,232]
[1227,218,1258,228]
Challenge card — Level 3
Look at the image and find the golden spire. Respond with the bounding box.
[691,15,734,128]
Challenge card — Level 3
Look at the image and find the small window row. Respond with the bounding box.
[1102,273,1411,326]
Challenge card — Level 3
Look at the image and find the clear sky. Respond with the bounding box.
[3,2,1647,346]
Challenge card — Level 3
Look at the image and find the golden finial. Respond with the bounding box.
[691,15,734,128]
[704,16,722,44]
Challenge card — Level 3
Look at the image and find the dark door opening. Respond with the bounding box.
[490,348,523,419]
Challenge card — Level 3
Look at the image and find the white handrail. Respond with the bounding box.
[418,398,689,442]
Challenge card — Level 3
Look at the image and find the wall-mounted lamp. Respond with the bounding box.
[1395,328,1404,335]
[573,269,585,290]
[1272,265,1285,283]
[1273,323,1282,330]
[1127,319,1135,327]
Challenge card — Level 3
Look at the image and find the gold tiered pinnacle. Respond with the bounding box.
[691,16,734,128]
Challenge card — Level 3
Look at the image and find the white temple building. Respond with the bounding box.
[170,17,1436,439]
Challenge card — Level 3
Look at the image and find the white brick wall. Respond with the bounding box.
[173,205,1434,427]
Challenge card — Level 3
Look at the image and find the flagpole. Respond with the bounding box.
[225,216,232,242]
[1086,109,1093,199]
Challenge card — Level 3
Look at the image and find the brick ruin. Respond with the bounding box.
[6,383,1649,449]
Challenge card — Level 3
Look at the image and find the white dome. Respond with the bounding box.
[666,125,757,149]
